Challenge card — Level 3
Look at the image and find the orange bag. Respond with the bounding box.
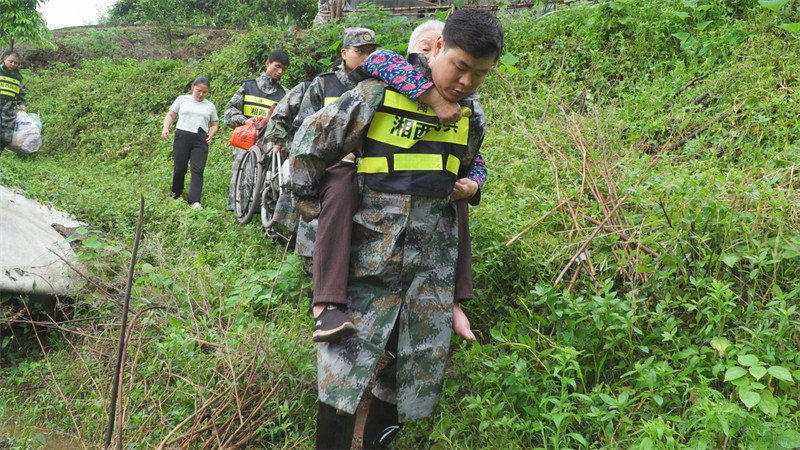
[229,122,258,150]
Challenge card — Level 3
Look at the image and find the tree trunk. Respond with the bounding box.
[9,38,14,51]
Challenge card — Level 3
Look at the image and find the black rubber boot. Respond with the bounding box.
[362,394,402,449]
[316,401,356,450]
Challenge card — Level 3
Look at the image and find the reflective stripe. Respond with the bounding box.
[0,76,20,86]
[366,111,469,149]
[394,153,442,171]
[242,104,272,117]
[382,90,436,116]
[357,157,389,173]
[382,90,473,117]
[357,154,460,174]
[0,81,20,94]
[446,154,460,175]
[243,95,276,106]
[0,89,17,98]
[324,96,339,106]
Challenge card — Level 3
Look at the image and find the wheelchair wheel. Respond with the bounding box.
[260,148,284,230]
[233,145,263,224]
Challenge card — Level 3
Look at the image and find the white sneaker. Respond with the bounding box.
[190,202,203,210]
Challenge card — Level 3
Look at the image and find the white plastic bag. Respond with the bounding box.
[9,110,42,155]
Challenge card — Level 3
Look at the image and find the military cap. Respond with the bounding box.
[343,27,376,47]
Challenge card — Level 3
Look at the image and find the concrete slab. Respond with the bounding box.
[0,185,84,295]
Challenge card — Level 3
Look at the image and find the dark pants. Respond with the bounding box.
[171,128,208,203]
[313,160,360,304]
[312,162,475,304]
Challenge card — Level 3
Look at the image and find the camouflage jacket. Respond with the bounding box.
[290,79,487,200]
[224,73,284,128]
[292,64,361,131]
[262,81,310,148]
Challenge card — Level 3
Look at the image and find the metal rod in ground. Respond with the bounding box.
[104,194,145,449]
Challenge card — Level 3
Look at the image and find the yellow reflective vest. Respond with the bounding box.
[357,89,472,198]
[0,74,22,100]
[241,79,286,118]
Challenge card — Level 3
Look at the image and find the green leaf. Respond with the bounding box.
[738,354,759,366]
[652,394,664,406]
[749,365,767,380]
[778,430,800,448]
[599,393,617,407]
[720,254,740,267]
[738,389,760,408]
[758,0,789,10]
[568,433,588,446]
[758,391,778,416]
[710,337,731,356]
[778,23,800,33]
[768,365,793,382]
[498,53,519,66]
[696,21,713,31]
[672,32,690,42]
[674,11,690,19]
[724,366,747,381]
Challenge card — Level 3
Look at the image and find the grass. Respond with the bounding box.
[3,0,800,447]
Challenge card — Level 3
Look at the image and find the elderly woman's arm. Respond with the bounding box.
[362,49,461,124]
[161,110,177,139]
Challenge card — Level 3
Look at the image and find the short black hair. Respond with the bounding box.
[442,8,504,60]
[268,48,290,66]
[1,50,21,61]
[192,76,210,88]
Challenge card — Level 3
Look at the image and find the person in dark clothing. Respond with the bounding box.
[161,77,219,209]
[0,51,26,155]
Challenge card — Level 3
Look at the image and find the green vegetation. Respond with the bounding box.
[0,0,51,50]
[3,0,800,446]
[107,0,318,29]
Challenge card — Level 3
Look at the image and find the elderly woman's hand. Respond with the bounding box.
[449,178,478,201]
[453,303,476,341]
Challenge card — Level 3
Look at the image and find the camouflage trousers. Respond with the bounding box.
[317,186,458,422]
[295,217,317,258]
[0,100,16,153]
[227,146,247,211]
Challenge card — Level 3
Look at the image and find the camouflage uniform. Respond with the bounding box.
[0,65,25,154]
[262,81,311,233]
[290,71,486,420]
[225,73,285,211]
[292,64,362,258]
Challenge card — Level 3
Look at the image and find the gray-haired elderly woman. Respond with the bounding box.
[161,77,219,209]
[407,19,444,58]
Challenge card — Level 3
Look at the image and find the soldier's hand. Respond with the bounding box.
[296,198,321,223]
[272,144,286,155]
[161,128,170,140]
[419,88,462,125]
[449,178,479,201]
[453,304,476,341]
[245,117,258,125]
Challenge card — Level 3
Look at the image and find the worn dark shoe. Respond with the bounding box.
[312,304,356,343]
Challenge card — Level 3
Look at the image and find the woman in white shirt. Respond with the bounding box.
[161,77,219,209]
